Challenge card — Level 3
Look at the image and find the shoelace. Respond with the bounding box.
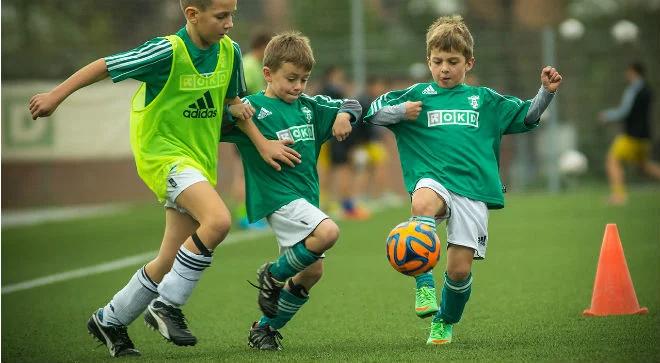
[163,305,189,330]
[247,280,280,299]
[417,287,435,305]
[112,326,135,349]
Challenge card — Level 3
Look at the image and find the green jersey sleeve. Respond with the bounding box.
[364,84,418,122]
[104,37,173,84]
[482,88,535,135]
[301,94,345,143]
[227,41,247,99]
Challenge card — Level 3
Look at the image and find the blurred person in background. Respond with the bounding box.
[318,65,371,219]
[231,30,272,229]
[599,61,660,205]
[354,76,396,206]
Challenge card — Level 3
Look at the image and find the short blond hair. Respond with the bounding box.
[263,31,315,72]
[426,15,474,60]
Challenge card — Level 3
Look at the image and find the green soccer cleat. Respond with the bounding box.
[426,319,453,345]
[415,286,439,318]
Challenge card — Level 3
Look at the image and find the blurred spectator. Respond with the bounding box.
[317,66,370,219]
[599,61,660,205]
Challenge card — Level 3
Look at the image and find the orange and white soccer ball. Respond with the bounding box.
[386,221,441,276]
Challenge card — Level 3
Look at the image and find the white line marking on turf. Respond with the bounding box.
[2,204,129,228]
[1,197,405,295]
[1,229,273,295]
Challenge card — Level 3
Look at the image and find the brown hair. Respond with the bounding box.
[263,31,315,72]
[180,0,212,11]
[426,15,474,60]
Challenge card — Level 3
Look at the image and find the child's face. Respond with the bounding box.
[192,0,236,45]
[264,62,311,103]
[427,48,474,89]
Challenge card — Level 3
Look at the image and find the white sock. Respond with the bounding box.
[101,266,158,326]
[157,245,212,306]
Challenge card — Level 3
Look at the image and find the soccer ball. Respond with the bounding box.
[386,221,441,276]
[558,149,588,175]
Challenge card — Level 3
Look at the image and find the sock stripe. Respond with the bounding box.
[177,249,212,266]
[176,251,210,269]
[138,268,158,293]
[284,249,306,270]
[279,300,303,311]
[175,255,206,272]
[444,276,472,293]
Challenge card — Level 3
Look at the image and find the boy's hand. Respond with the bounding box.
[257,139,302,171]
[541,66,562,93]
[404,101,422,120]
[29,92,61,120]
[332,113,352,141]
[229,103,256,120]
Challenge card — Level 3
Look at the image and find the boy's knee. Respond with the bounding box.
[411,192,445,217]
[446,268,471,282]
[314,220,340,248]
[201,213,231,241]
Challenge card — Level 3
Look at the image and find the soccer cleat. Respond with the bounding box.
[248,322,283,351]
[252,262,285,318]
[87,310,140,357]
[426,319,453,345]
[144,300,197,346]
[415,286,439,318]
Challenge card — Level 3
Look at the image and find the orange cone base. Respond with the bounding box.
[583,306,648,317]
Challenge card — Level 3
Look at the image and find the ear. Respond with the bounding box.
[263,66,272,83]
[184,6,200,23]
[465,57,475,72]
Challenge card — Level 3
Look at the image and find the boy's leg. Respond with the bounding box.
[249,260,323,351]
[145,180,231,346]
[410,181,448,318]
[255,201,336,318]
[428,246,473,345]
[88,207,198,357]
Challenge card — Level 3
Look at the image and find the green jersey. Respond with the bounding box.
[104,27,245,106]
[365,82,536,209]
[223,93,348,222]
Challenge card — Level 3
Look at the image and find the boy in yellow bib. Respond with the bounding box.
[29,0,300,357]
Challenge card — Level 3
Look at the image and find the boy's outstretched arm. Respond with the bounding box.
[524,66,563,125]
[369,101,422,125]
[332,98,362,141]
[29,58,109,120]
[227,97,301,171]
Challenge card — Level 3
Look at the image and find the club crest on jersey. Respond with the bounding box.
[276,124,315,142]
[468,95,480,109]
[301,106,313,123]
[427,110,479,128]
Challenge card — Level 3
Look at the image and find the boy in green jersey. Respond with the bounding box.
[364,16,563,345]
[222,32,361,350]
[29,0,300,357]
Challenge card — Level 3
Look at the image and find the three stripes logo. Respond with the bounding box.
[183,91,218,119]
[422,85,437,95]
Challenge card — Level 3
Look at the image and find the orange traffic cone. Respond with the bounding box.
[583,224,648,316]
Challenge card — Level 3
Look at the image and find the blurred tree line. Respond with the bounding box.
[3,0,659,178]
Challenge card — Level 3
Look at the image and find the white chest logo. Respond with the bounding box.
[301,106,313,123]
[468,95,480,109]
[257,107,272,120]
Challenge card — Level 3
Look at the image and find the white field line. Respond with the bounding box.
[2,204,130,228]
[2,229,273,295]
[1,197,404,295]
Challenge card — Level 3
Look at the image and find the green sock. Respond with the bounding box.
[415,271,435,289]
[269,242,321,281]
[258,287,309,330]
[410,215,436,229]
[435,271,472,324]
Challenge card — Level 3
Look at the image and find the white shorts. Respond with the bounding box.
[414,178,489,259]
[163,166,208,216]
[267,198,329,254]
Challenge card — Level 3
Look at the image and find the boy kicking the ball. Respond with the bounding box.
[364,15,562,344]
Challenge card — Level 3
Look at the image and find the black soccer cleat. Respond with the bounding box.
[144,300,197,346]
[251,262,285,318]
[248,321,283,351]
[87,310,140,357]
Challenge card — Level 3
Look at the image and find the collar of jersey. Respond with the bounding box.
[176,26,220,58]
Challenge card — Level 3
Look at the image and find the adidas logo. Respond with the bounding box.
[257,107,272,120]
[183,91,218,119]
[422,85,437,95]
